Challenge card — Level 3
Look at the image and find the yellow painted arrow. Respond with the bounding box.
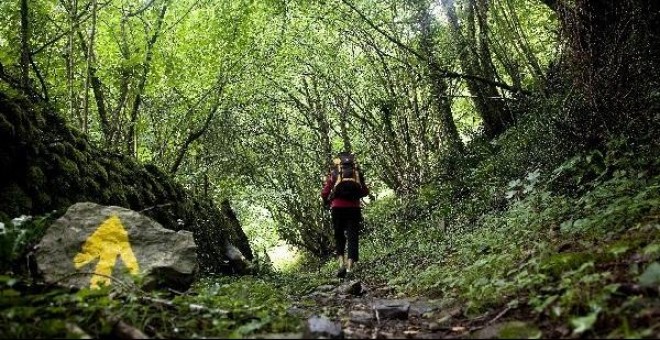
[73,215,139,289]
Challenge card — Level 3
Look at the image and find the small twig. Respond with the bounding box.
[112,320,150,339]
[167,288,184,295]
[371,325,380,340]
[139,203,174,213]
[65,323,92,339]
[488,306,511,325]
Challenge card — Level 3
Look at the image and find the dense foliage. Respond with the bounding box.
[0,0,659,338]
[0,92,253,274]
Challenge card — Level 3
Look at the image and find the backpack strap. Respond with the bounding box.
[332,164,343,190]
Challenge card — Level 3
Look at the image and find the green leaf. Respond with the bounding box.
[608,244,629,257]
[232,318,268,336]
[1,288,21,297]
[570,311,598,335]
[638,262,660,287]
[533,295,558,313]
[642,243,660,256]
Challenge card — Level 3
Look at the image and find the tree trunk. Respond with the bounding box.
[416,2,464,154]
[67,0,78,123]
[81,0,98,134]
[441,0,513,138]
[561,0,660,141]
[76,29,112,143]
[338,97,352,154]
[20,0,30,88]
[127,1,169,156]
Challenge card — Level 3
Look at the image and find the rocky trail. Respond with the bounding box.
[255,275,537,339]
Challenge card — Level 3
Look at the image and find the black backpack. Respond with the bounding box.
[329,152,365,200]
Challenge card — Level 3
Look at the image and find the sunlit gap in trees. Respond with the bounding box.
[268,241,301,272]
[430,1,450,23]
[241,205,302,272]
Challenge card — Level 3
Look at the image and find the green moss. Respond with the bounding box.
[89,161,109,184]
[126,188,143,208]
[0,114,15,137]
[82,178,101,196]
[49,142,66,155]
[34,192,52,207]
[497,321,542,339]
[54,157,80,178]
[100,188,113,204]
[51,196,72,210]
[109,190,128,208]
[0,183,33,216]
[68,148,87,165]
[26,166,46,188]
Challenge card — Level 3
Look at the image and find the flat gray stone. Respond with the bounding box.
[35,202,197,290]
[303,315,344,339]
[349,310,373,325]
[409,299,443,317]
[373,299,410,320]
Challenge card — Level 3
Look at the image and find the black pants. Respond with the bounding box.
[331,207,362,262]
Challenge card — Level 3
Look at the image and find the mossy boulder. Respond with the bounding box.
[0,91,252,274]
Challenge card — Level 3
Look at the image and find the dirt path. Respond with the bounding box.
[280,278,513,339]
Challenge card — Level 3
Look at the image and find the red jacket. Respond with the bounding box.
[321,174,370,208]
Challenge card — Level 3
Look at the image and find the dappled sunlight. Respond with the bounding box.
[267,241,302,272]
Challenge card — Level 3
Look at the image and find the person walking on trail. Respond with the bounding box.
[321,151,370,278]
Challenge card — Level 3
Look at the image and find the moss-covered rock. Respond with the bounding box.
[0,183,33,216]
[0,114,15,137]
[26,166,46,188]
[0,91,253,274]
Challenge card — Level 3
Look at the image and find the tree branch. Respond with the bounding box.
[339,0,529,94]
[30,2,110,56]
[123,0,157,17]
[169,84,225,174]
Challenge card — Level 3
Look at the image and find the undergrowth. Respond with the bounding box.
[354,136,660,337]
[0,273,320,338]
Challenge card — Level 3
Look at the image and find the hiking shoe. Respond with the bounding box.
[336,267,347,278]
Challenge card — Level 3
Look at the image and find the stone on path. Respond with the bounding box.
[35,202,197,290]
[303,315,344,339]
[409,299,443,317]
[338,280,364,296]
[348,310,373,326]
[373,299,411,320]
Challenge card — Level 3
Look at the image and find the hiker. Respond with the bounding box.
[321,151,370,278]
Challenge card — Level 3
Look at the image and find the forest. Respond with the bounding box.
[0,0,659,338]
